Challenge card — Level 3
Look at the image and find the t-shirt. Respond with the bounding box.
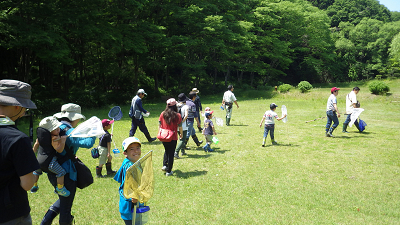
[158,112,182,141]
[114,158,134,220]
[326,94,337,112]
[99,130,112,148]
[179,104,189,131]
[223,90,237,103]
[203,118,214,135]
[186,100,197,123]
[346,91,357,114]
[263,110,279,125]
[0,125,40,223]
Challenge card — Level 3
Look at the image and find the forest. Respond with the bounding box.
[1,0,400,112]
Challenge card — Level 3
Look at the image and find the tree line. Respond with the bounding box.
[1,0,399,112]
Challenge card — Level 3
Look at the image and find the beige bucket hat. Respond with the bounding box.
[54,103,86,121]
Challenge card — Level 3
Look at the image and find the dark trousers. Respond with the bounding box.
[46,173,76,223]
[129,117,149,137]
[162,140,177,173]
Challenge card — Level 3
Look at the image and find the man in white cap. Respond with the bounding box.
[0,79,40,224]
[128,89,156,142]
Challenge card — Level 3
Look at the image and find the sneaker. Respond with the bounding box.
[181,151,187,156]
[327,133,334,137]
[149,137,157,142]
[208,148,214,152]
[30,185,39,193]
[56,186,70,197]
[202,145,208,152]
[272,141,278,145]
[262,144,265,147]
[166,171,174,176]
[325,132,330,137]
[185,146,190,150]
[174,152,180,159]
[342,130,349,133]
[161,166,167,171]
[196,140,204,147]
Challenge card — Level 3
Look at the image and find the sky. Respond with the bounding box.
[378,0,400,12]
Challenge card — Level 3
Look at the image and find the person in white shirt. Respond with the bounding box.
[259,103,286,146]
[325,87,341,137]
[343,87,361,133]
[221,85,239,126]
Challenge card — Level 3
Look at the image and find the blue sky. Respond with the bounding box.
[378,0,400,12]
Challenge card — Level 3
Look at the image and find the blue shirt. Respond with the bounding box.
[186,99,197,122]
[203,119,214,135]
[114,158,135,220]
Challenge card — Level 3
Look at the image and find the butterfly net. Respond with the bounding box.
[123,151,154,203]
[108,106,123,121]
[68,116,105,138]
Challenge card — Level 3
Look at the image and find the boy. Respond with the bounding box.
[259,103,286,146]
[114,137,142,225]
[96,119,116,178]
[202,111,217,152]
[325,87,341,137]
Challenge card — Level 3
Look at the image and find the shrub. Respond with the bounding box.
[278,84,292,93]
[368,80,390,95]
[298,81,313,93]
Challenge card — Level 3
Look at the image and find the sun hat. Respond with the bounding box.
[102,119,114,127]
[205,111,214,117]
[331,87,340,93]
[0,79,37,109]
[167,98,177,106]
[205,107,211,111]
[270,103,278,109]
[137,89,147,95]
[54,103,86,121]
[39,116,62,132]
[178,93,189,102]
[191,88,200,94]
[122,137,141,151]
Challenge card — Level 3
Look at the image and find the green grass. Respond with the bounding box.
[25,79,400,224]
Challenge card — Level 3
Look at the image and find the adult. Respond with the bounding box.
[343,87,361,133]
[222,84,239,126]
[325,87,341,137]
[159,98,183,176]
[192,88,203,132]
[174,93,189,158]
[41,103,96,225]
[185,91,203,148]
[128,89,156,142]
[0,79,39,225]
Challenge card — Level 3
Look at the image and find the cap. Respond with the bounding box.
[39,116,62,132]
[227,84,233,90]
[270,103,278,109]
[102,119,114,127]
[137,89,147,95]
[331,87,340,93]
[0,79,37,109]
[205,111,214,117]
[54,103,86,121]
[178,93,189,102]
[167,98,177,106]
[122,137,141,151]
[205,107,211,111]
[191,88,200,93]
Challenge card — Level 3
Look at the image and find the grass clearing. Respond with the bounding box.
[26,79,400,224]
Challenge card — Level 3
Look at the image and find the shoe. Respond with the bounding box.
[166,171,174,176]
[30,185,39,193]
[161,166,167,171]
[342,130,349,133]
[56,186,70,197]
[174,152,180,159]
[325,132,330,137]
[262,144,265,147]
[196,140,203,147]
[207,148,214,152]
[327,133,334,138]
[185,146,190,150]
[149,137,157,142]
[181,151,187,156]
[203,144,208,152]
[272,141,278,145]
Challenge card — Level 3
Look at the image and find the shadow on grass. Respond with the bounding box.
[262,143,300,147]
[173,169,208,179]
[228,124,249,127]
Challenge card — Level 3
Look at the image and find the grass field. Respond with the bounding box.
[26,79,400,224]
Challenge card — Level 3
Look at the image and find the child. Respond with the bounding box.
[114,137,142,224]
[202,111,217,152]
[37,116,70,197]
[259,103,286,146]
[96,119,116,178]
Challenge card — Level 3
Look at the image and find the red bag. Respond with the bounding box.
[157,128,174,142]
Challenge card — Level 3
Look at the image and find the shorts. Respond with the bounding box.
[205,135,213,144]
[98,146,109,165]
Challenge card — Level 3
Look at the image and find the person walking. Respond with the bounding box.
[259,103,286,146]
[192,88,203,132]
[174,93,189,158]
[222,84,239,126]
[0,79,40,225]
[184,91,203,148]
[128,89,156,142]
[325,87,341,137]
[159,98,183,176]
[343,87,361,133]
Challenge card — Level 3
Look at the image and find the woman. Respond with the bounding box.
[159,98,183,176]
[41,103,96,225]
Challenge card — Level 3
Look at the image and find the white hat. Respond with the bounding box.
[122,137,141,151]
[54,103,86,121]
[39,116,62,132]
[137,89,147,95]
[191,88,200,93]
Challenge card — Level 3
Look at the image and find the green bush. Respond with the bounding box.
[368,80,390,95]
[298,81,313,93]
[278,84,292,93]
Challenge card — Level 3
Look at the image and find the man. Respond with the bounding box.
[192,88,203,132]
[128,89,156,142]
[185,91,203,148]
[325,87,341,137]
[0,79,40,225]
[343,87,361,133]
[222,84,239,126]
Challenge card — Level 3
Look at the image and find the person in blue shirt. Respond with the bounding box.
[129,89,156,142]
[114,137,142,225]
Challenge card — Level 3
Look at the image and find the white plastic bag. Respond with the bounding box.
[69,116,105,138]
[281,105,288,123]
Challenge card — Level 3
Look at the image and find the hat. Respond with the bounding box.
[137,89,147,95]
[0,79,37,109]
[205,111,214,117]
[191,88,200,93]
[102,119,114,127]
[331,87,340,93]
[167,98,177,106]
[39,116,62,132]
[178,93,189,102]
[122,137,141,151]
[205,107,211,111]
[270,103,278,109]
[54,103,86,121]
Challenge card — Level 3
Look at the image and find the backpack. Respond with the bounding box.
[91,134,105,159]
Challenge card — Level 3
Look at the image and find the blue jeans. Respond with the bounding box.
[186,121,196,137]
[344,114,359,128]
[263,124,275,139]
[326,110,339,132]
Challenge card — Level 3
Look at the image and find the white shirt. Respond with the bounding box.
[180,104,189,131]
[223,90,237,103]
[326,94,337,112]
[263,110,278,125]
[346,91,357,114]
